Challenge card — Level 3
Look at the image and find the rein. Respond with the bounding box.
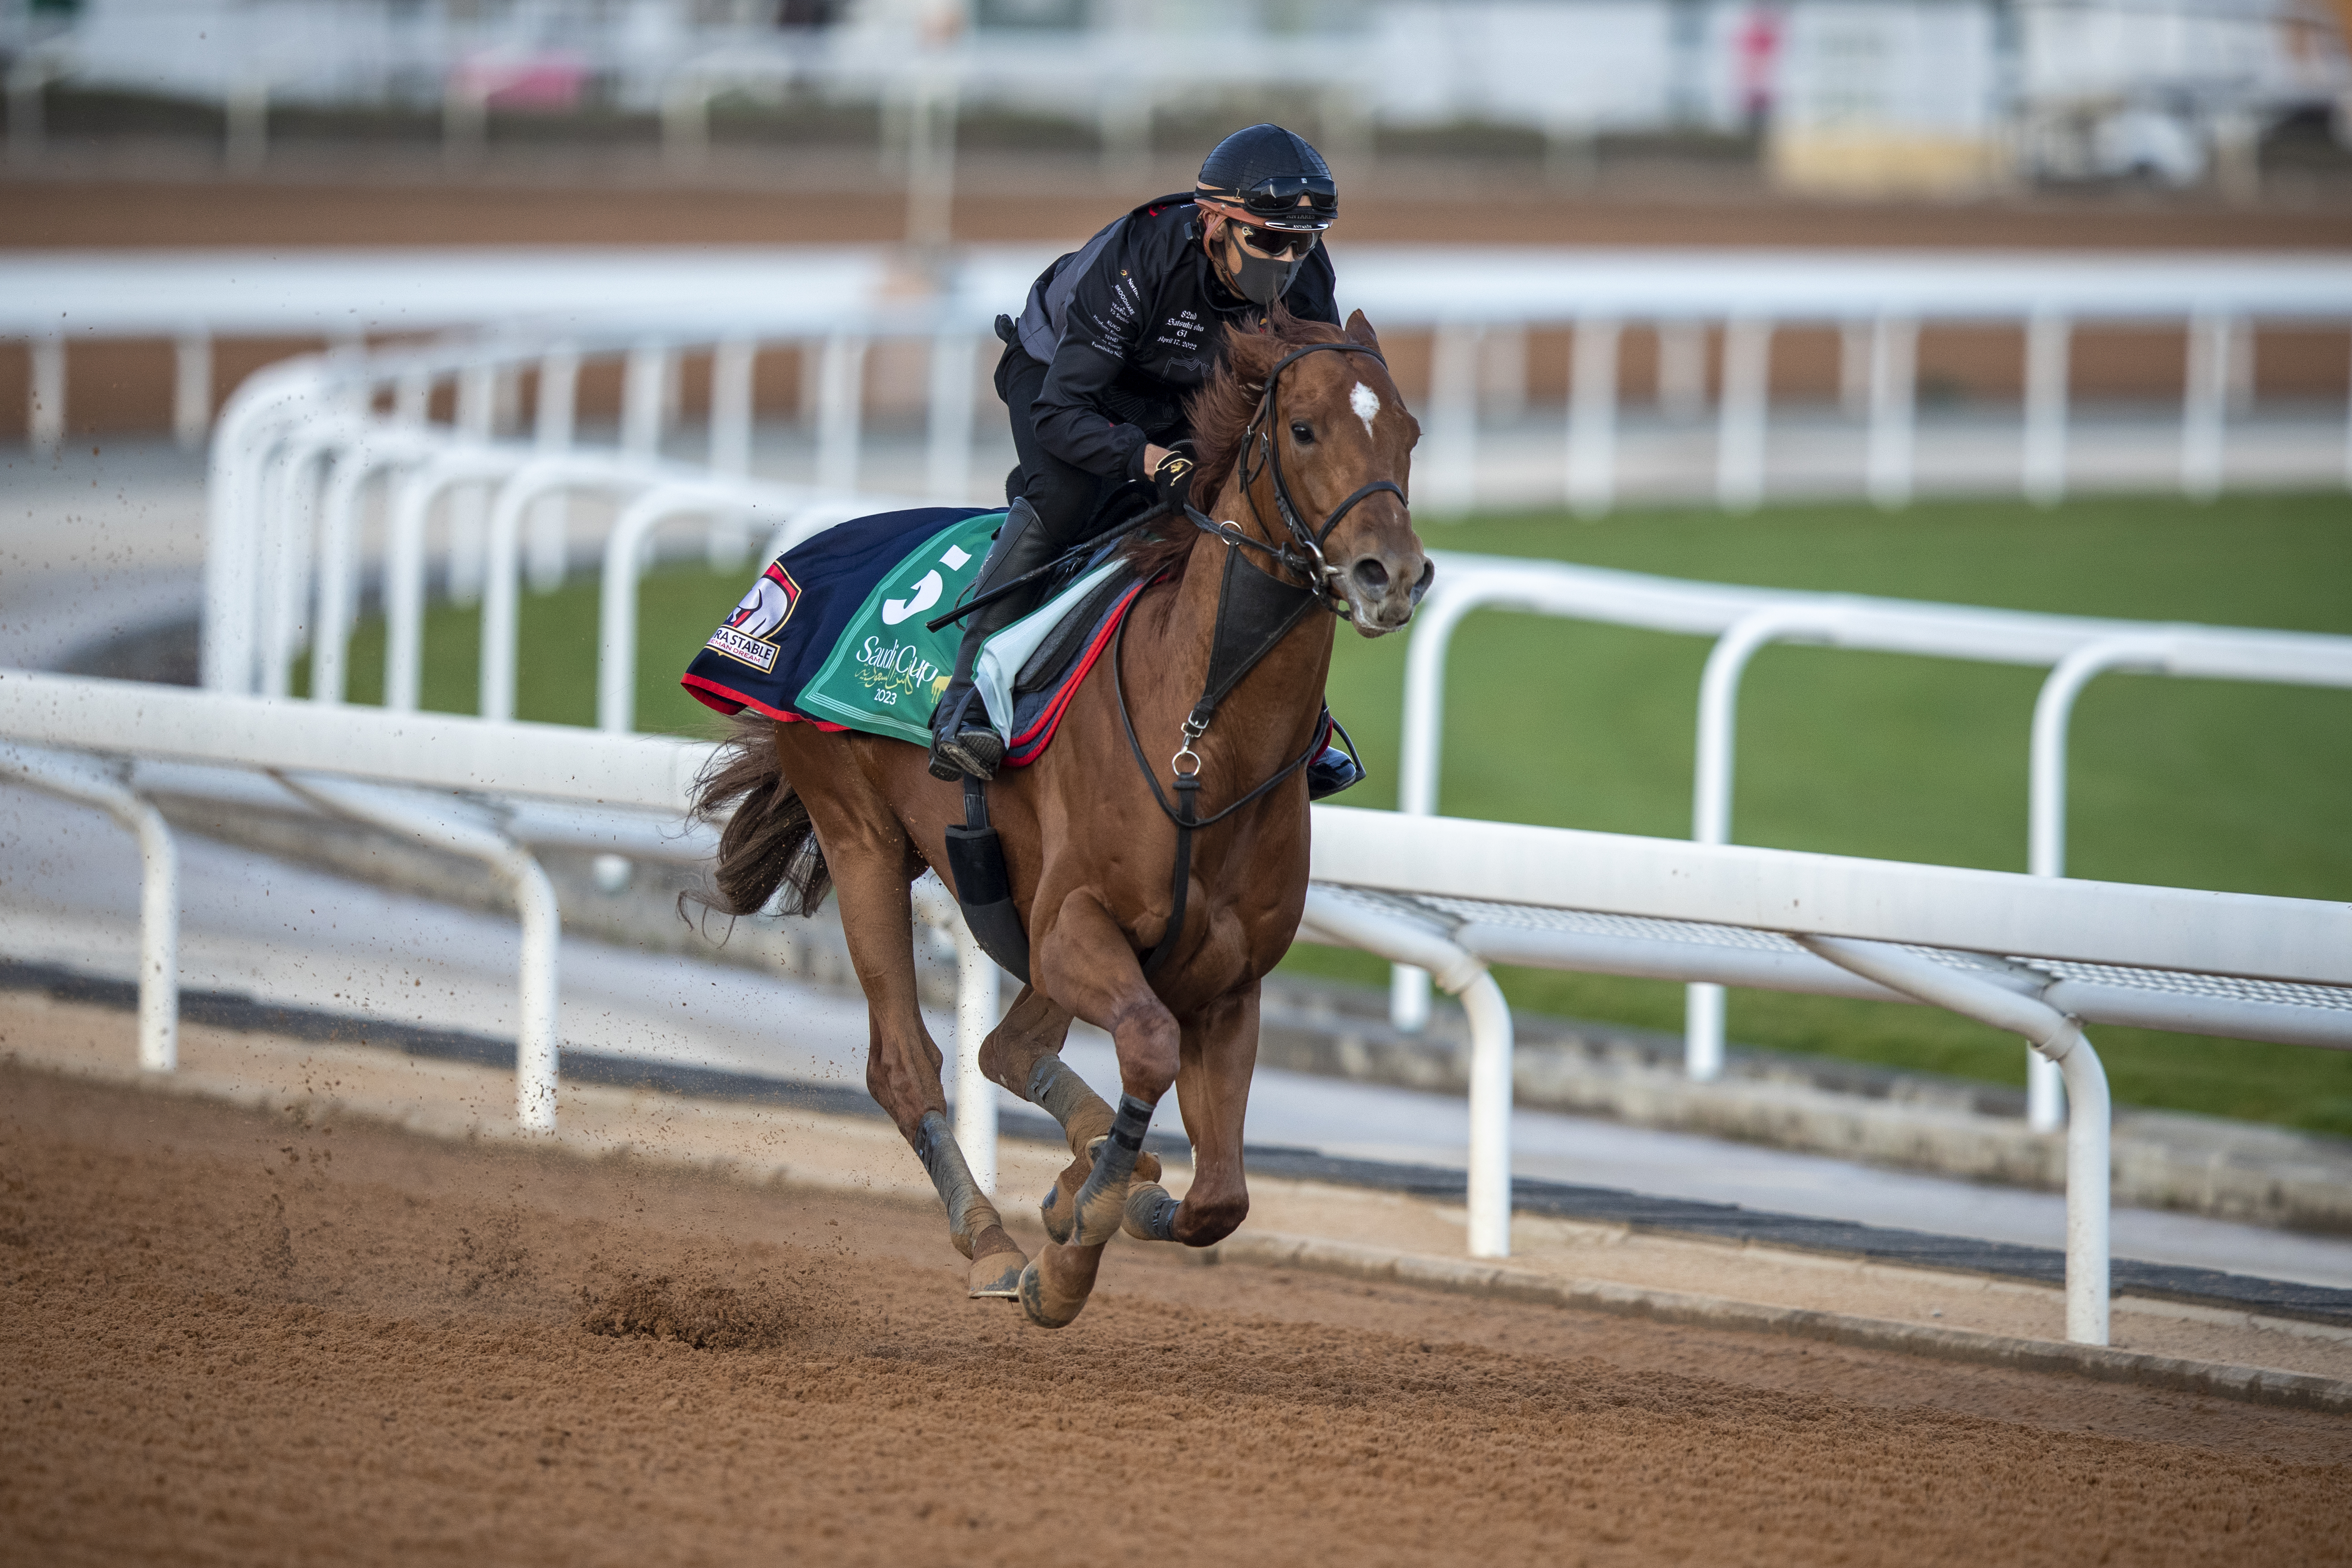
[1121,338,1396,977]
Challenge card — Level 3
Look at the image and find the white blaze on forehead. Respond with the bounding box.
[1349,380,1381,439]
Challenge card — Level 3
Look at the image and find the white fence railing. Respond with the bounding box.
[8,668,2352,1345]
[12,247,2352,514]
[1393,553,2352,1128]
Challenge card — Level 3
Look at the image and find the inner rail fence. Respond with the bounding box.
[1392,553,2352,1129]
[11,246,2352,517]
[6,670,2351,1348]
[196,330,2352,1146]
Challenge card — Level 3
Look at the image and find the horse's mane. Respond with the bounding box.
[1123,307,1349,582]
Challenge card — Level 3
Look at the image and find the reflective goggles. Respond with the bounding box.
[1223,219,1322,259]
[1233,173,1338,226]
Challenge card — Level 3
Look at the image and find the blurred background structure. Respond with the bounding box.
[4,0,2350,196]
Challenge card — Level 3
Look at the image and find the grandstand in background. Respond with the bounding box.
[4,0,2349,196]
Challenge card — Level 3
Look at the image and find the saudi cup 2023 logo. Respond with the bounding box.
[706,562,801,673]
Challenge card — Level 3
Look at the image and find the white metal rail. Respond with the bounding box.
[8,670,2352,1344]
[14,247,2352,512]
[1393,550,2352,1127]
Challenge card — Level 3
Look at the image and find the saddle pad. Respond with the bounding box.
[681,503,1148,768]
[682,505,1001,746]
[987,569,1151,770]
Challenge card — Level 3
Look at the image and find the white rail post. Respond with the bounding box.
[905,68,959,257]
[2023,309,2071,507]
[1392,585,1483,1032]
[1799,935,2110,1346]
[1483,323,1528,422]
[622,339,667,460]
[2181,311,2230,501]
[1715,316,1772,513]
[598,487,722,733]
[926,329,978,505]
[2026,636,2169,1130]
[394,367,430,427]
[259,443,330,699]
[1865,314,1918,512]
[1656,319,1707,420]
[709,336,756,478]
[280,775,562,1134]
[1565,316,1621,519]
[174,333,214,451]
[1838,318,1871,419]
[1462,969,1516,1259]
[29,333,63,455]
[202,360,326,694]
[1302,888,1513,1259]
[449,363,494,605]
[706,339,757,571]
[952,916,1001,1195]
[311,447,378,706]
[815,332,867,494]
[530,346,580,592]
[1425,321,1481,518]
[0,746,179,1073]
[1689,607,1819,1079]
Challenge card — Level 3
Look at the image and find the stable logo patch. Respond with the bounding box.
[706,562,800,673]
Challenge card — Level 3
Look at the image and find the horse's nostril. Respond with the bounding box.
[1353,558,1390,594]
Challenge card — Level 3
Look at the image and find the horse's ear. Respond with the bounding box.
[1344,310,1382,353]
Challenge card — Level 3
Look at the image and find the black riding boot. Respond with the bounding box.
[1306,705,1366,800]
[928,498,1059,782]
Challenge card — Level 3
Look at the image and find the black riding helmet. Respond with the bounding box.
[1195,123,1337,233]
[1196,124,1335,306]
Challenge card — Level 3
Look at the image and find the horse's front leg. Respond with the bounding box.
[1164,984,1256,1247]
[977,986,1168,1247]
[821,810,1027,1298]
[1016,889,1182,1327]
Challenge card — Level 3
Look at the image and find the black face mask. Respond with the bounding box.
[1221,232,1307,307]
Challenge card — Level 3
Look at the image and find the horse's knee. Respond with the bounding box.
[1174,1190,1247,1247]
[1109,1002,1181,1103]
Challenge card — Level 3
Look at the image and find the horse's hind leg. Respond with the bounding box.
[978,988,1168,1247]
[803,775,1027,1298]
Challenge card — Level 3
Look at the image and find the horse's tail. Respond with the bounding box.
[680,712,832,921]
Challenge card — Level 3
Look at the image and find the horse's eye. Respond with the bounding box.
[1289,421,1315,444]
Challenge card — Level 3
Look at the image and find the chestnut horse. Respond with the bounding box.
[692,310,1427,1329]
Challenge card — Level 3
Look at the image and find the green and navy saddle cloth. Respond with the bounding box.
[681,504,1148,768]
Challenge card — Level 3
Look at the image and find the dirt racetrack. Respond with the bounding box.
[4,1060,2348,1568]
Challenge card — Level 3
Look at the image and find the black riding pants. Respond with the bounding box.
[995,338,1187,551]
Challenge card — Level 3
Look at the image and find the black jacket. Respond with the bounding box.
[1009,193,1340,483]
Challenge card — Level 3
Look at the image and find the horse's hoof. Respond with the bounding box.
[968,1246,1027,1299]
[1017,1243,1100,1329]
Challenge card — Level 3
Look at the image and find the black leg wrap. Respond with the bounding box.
[1069,1094,1151,1247]
[1026,1055,1105,1136]
[915,1110,987,1256]
[1123,1182,1182,1242]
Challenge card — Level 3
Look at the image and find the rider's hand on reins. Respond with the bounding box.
[1152,442,1198,515]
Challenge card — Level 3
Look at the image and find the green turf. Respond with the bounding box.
[304,492,2352,1137]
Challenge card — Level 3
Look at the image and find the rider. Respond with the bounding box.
[926,122,1366,798]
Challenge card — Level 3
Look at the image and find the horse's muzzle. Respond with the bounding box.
[1340,548,1432,635]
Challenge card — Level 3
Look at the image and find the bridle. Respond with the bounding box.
[1117,336,1408,977]
[1181,338,1406,617]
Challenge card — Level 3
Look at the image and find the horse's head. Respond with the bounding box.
[1202,311,1432,635]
